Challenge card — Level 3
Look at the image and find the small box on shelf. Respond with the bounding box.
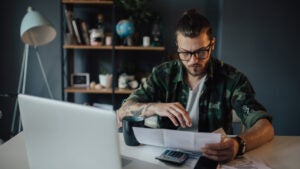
[71,73,90,88]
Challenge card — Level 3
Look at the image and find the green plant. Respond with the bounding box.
[99,64,108,74]
[117,0,157,27]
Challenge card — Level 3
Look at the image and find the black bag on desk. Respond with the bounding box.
[194,156,218,169]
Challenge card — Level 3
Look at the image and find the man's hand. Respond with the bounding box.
[150,102,192,128]
[200,137,239,162]
[117,100,192,128]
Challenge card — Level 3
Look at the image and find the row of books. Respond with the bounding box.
[64,9,90,45]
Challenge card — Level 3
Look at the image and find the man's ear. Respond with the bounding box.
[211,37,216,50]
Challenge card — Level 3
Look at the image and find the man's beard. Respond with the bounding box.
[186,64,204,77]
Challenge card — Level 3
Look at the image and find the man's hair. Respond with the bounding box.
[175,9,213,40]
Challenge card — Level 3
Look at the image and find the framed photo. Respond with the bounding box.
[71,73,90,87]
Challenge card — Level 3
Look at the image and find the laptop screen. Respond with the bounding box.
[18,94,122,169]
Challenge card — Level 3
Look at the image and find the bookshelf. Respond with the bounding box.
[61,0,165,109]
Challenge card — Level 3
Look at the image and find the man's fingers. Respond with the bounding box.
[201,140,235,162]
[155,102,192,128]
[172,103,192,127]
[204,141,232,151]
[202,152,229,162]
[201,148,230,156]
[166,113,179,127]
[168,109,186,127]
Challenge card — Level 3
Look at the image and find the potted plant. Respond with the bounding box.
[98,66,112,88]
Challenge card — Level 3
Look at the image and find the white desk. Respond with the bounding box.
[1,132,300,169]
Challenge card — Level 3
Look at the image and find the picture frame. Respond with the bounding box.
[71,73,90,87]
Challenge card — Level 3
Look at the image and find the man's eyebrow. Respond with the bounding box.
[178,46,209,52]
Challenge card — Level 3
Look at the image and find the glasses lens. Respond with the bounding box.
[197,50,208,59]
[178,52,190,61]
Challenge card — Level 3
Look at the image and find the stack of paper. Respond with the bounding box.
[133,127,221,152]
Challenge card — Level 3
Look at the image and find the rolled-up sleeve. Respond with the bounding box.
[231,75,272,129]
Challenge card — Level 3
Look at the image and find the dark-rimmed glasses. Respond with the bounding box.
[177,42,211,61]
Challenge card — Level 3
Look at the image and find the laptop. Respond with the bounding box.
[18,94,166,169]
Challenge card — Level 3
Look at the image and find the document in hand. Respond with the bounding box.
[133,127,221,152]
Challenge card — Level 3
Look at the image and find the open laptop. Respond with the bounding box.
[18,94,167,169]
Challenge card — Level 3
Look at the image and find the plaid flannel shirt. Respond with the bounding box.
[125,57,271,134]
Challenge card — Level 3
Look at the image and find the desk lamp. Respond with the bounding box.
[10,6,56,135]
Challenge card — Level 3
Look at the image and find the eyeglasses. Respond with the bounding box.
[177,43,211,61]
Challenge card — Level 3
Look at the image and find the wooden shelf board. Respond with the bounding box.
[65,87,132,94]
[63,45,113,50]
[115,88,133,94]
[115,46,165,51]
[62,0,113,5]
[63,45,165,51]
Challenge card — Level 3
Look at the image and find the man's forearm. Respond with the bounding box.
[117,100,154,121]
[240,118,274,152]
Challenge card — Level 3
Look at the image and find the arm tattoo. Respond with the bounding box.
[123,101,139,113]
[123,101,133,112]
[131,107,144,116]
[143,103,154,115]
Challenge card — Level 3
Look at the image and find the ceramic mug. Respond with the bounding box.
[122,116,144,146]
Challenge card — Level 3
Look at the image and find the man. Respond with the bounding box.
[117,9,274,162]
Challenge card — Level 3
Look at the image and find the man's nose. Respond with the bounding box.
[189,53,199,62]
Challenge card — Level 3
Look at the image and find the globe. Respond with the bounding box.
[115,20,135,38]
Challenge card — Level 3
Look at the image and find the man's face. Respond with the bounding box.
[176,31,215,77]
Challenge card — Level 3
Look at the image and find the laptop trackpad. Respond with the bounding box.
[122,156,168,169]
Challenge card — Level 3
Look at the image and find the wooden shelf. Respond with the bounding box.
[65,87,133,94]
[63,45,165,51]
[63,45,113,50]
[62,0,113,5]
[115,46,165,51]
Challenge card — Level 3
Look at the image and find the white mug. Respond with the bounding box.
[105,36,112,46]
[143,36,150,46]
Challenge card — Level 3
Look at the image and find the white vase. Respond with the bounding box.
[118,75,127,89]
[99,74,112,88]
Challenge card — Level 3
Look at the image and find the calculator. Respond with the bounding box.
[155,149,188,165]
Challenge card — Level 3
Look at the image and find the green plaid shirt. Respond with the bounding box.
[126,57,271,134]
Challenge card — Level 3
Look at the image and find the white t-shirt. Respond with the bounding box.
[178,74,207,131]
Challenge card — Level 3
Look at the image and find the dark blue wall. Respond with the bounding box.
[0,0,61,140]
[221,0,300,135]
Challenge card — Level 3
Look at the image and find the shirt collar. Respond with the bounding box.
[172,59,185,83]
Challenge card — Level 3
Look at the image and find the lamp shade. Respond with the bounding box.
[20,6,56,46]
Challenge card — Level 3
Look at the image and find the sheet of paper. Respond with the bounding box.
[220,156,271,169]
[133,127,221,152]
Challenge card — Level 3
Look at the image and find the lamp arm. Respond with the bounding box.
[22,44,29,94]
[34,46,54,99]
[10,44,29,135]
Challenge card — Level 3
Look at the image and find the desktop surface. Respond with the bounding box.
[1,133,300,169]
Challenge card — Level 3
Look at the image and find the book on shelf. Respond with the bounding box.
[72,18,85,45]
[64,9,74,34]
[81,21,90,45]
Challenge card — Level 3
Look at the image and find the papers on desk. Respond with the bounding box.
[220,156,271,169]
[132,127,221,152]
